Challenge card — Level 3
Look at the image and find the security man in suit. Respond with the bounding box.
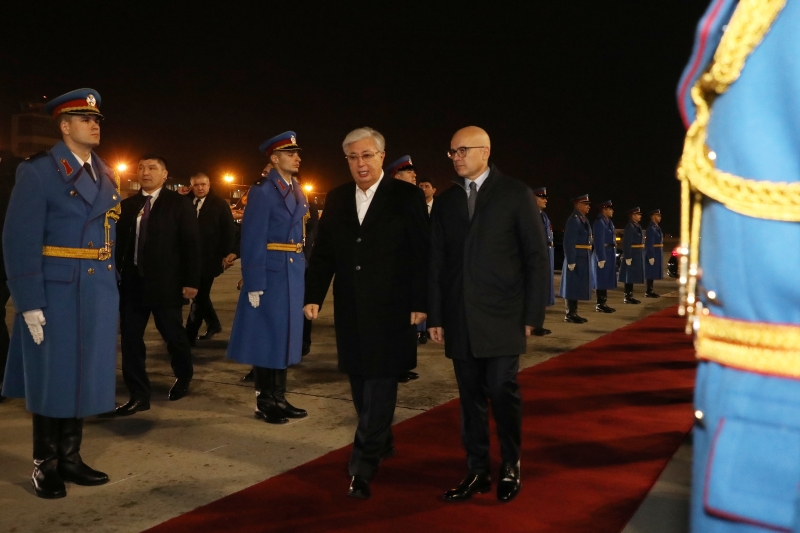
[2,88,120,498]
[558,194,594,323]
[644,208,663,298]
[618,207,644,304]
[533,187,553,336]
[593,200,617,313]
[677,3,800,531]
[227,131,309,425]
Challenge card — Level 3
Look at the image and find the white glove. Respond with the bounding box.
[625,259,632,266]
[248,291,264,308]
[598,261,606,269]
[649,258,655,265]
[23,309,46,345]
[567,264,576,271]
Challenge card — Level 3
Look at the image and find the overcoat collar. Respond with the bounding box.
[85,155,121,222]
[359,174,391,232]
[289,176,309,226]
[267,169,302,214]
[450,163,499,224]
[50,140,101,206]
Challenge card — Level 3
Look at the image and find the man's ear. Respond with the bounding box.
[59,118,70,136]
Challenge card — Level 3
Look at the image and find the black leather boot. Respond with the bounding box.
[645,280,660,298]
[254,368,288,424]
[564,300,587,323]
[623,284,641,304]
[58,418,108,486]
[31,414,66,499]
[273,368,307,419]
[595,290,616,313]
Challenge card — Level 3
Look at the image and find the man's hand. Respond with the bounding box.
[649,258,655,265]
[231,209,244,221]
[223,253,237,270]
[567,263,576,271]
[411,312,427,325]
[248,291,263,308]
[183,287,198,299]
[428,327,444,344]
[304,304,319,320]
[625,258,632,266]
[23,309,46,345]
[598,260,606,269]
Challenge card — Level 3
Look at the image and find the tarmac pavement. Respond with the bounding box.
[0,263,686,533]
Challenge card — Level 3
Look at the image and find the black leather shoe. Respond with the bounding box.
[645,291,660,298]
[255,406,288,424]
[417,333,428,345]
[57,418,109,486]
[168,378,191,401]
[348,475,371,499]
[32,462,66,499]
[531,327,551,336]
[398,371,419,383]
[198,325,222,340]
[564,313,587,324]
[114,397,151,416]
[273,369,307,418]
[32,414,66,499]
[497,461,521,502]
[240,368,255,382]
[624,295,641,304]
[443,472,491,502]
[58,460,108,486]
[595,304,616,313]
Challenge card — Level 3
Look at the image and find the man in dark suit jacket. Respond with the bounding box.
[185,173,235,343]
[304,127,429,499]
[428,126,549,504]
[114,155,200,415]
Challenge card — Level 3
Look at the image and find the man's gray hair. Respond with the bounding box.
[190,173,210,184]
[342,127,386,153]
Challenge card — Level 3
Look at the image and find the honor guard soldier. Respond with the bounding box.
[593,200,617,313]
[558,194,594,323]
[388,155,416,184]
[644,209,663,298]
[677,4,800,531]
[227,131,309,424]
[2,89,121,498]
[618,207,645,304]
[533,187,553,335]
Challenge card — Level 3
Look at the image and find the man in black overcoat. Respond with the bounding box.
[304,127,429,499]
[114,155,201,415]
[184,173,235,343]
[428,126,549,503]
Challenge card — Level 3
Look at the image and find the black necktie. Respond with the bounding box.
[83,162,96,182]
[468,181,477,220]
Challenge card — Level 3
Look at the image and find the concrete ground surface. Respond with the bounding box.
[0,264,689,533]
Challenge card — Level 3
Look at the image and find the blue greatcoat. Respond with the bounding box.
[2,141,120,418]
[541,210,555,306]
[679,2,800,532]
[644,222,663,281]
[558,209,594,301]
[617,221,644,284]
[227,170,308,369]
[592,214,617,290]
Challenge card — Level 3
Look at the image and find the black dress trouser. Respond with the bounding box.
[185,273,221,339]
[453,353,521,474]
[120,270,193,400]
[348,374,398,480]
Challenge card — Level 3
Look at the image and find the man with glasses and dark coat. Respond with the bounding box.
[593,199,617,313]
[428,126,549,504]
[558,194,595,323]
[228,131,309,425]
[644,209,663,298]
[618,207,645,304]
[304,127,429,499]
[2,88,121,498]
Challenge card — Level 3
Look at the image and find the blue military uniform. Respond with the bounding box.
[2,88,120,497]
[644,208,663,298]
[592,199,617,313]
[558,194,594,323]
[678,2,800,531]
[533,187,555,306]
[617,207,644,304]
[227,131,309,424]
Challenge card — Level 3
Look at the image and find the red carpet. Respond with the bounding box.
[145,306,695,533]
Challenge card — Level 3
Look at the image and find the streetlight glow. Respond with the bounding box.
[224,174,234,183]
[117,163,127,172]
[303,184,313,192]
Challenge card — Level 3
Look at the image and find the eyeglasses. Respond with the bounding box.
[346,151,383,163]
[447,146,485,159]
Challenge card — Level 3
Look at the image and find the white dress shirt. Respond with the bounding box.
[194,196,205,217]
[355,172,384,224]
[134,187,163,265]
[464,167,491,196]
[426,197,434,215]
[71,151,95,181]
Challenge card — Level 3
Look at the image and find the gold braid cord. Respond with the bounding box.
[676,0,788,327]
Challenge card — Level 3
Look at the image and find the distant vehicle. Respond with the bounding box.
[667,246,679,278]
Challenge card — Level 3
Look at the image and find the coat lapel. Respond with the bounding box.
[50,141,99,206]
[472,166,499,218]
[359,175,391,232]
[85,156,121,222]
[289,177,308,226]
[267,169,296,214]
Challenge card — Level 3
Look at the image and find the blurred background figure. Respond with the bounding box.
[618,207,644,304]
[593,199,617,313]
[644,209,663,298]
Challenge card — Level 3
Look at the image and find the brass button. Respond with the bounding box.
[112,195,118,200]
[356,238,361,243]
[70,190,77,196]
[87,241,94,248]
[355,266,361,271]
[107,264,113,271]
[87,268,95,275]
[289,258,294,263]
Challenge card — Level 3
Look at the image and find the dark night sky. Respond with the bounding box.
[1,1,709,234]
